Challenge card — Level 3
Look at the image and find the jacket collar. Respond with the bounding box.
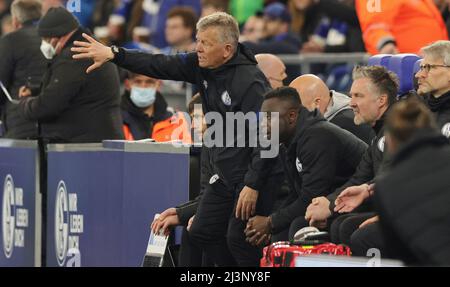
[427,90,450,113]
[390,130,449,166]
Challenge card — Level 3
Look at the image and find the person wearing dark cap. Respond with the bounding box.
[242,2,301,83]
[0,0,46,139]
[17,7,123,143]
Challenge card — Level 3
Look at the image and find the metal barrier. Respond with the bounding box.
[277,53,371,74]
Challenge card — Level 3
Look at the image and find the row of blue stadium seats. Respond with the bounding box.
[368,54,422,96]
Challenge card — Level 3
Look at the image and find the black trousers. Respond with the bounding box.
[188,177,273,267]
[178,227,213,267]
[329,212,375,246]
[350,221,386,257]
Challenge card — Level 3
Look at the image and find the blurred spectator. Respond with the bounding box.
[261,2,301,49]
[289,74,374,144]
[229,0,263,26]
[124,26,160,53]
[93,25,110,45]
[200,0,228,18]
[0,0,13,34]
[18,7,123,143]
[355,0,448,54]
[139,0,201,48]
[0,0,46,139]
[243,3,301,82]
[255,53,287,88]
[91,0,121,28]
[121,72,191,143]
[1,14,13,34]
[239,14,264,43]
[107,14,126,46]
[41,0,63,14]
[288,0,365,54]
[162,7,197,54]
[160,7,197,98]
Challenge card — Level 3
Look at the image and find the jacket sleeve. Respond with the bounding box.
[19,58,85,121]
[242,82,277,191]
[0,36,14,105]
[271,128,339,233]
[176,148,208,226]
[327,144,375,210]
[355,0,400,54]
[112,48,198,84]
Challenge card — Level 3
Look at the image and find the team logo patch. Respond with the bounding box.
[442,123,450,138]
[209,174,219,185]
[296,158,303,173]
[378,136,385,152]
[221,91,232,106]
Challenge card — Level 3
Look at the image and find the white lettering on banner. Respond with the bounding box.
[15,188,23,206]
[69,193,77,212]
[66,248,81,267]
[55,181,84,267]
[70,215,84,234]
[16,208,28,228]
[14,229,24,247]
[2,175,29,258]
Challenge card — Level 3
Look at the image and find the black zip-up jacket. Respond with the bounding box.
[19,28,124,143]
[327,110,389,210]
[426,91,450,138]
[270,107,367,233]
[121,91,172,140]
[113,44,272,190]
[0,19,47,139]
[375,131,450,266]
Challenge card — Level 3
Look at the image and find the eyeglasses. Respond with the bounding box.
[418,64,450,73]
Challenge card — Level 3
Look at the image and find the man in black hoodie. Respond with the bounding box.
[71,12,277,266]
[245,87,367,244]
[416,40,450,138]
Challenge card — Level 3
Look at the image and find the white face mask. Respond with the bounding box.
[40,40,57,60]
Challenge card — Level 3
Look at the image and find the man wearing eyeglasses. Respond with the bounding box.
[416,40,450,139]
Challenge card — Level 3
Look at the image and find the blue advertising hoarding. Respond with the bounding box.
[0,140,40,267]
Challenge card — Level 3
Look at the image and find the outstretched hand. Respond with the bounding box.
[71,33,114,73]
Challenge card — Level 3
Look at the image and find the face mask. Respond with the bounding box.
[130,87,157,108]
[40,40,57,60]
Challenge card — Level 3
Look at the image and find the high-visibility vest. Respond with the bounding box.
[123,112,192,144]
[356,0,448,55]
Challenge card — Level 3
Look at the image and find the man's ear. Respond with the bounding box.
[313,97,321,109]
[379,93,389,108]
[124,79,132,91]
[224,44,234,59]
[288,109,298,124]
[12,16,21,30]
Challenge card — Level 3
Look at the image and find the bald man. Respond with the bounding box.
[290,75,374,144]
[255,54,287,89]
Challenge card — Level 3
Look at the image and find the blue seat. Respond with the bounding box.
[368,54,392,68]
[388,54,421,95]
